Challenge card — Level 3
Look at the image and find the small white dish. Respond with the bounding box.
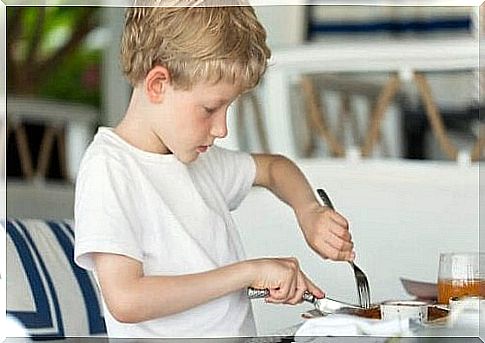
[380,300,429,323]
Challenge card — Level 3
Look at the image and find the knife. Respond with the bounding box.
[247,287,363,315]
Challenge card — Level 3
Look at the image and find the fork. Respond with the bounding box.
[316,188,371,309]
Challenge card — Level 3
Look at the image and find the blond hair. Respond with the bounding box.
[120,0,271,91]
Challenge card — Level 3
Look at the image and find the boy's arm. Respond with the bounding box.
[93,252,324,323]
[251,154,355,262]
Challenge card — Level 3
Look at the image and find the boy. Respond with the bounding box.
[74,0,354,338]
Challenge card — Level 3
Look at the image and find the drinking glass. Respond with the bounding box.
[437,252,485,304]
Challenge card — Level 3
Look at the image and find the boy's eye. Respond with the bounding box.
[203,106,216,114]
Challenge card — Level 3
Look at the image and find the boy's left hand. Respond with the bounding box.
[297,204,354,261]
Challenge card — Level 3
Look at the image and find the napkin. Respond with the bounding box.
[5,314,30,339]
[294,314,412,341]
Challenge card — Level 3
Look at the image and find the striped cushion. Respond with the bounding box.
[308,6,471,39]
[5,219,106,339]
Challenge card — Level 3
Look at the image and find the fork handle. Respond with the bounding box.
[316,189,335,211]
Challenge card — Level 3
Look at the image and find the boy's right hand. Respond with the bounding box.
[247,257,324,305]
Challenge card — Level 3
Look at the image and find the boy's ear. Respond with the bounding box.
[145,66,171,103]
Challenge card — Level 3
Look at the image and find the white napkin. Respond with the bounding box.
[295,314,413,340]
[4,314,31,339]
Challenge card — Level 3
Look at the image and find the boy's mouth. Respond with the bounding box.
[196,145,210,153]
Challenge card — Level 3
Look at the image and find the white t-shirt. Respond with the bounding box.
[74,127,257,338]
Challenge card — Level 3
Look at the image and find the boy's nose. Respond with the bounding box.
[210,112,228,138]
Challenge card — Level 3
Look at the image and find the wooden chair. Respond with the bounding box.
[6,96,98,182]
[300,72,483,161]
[235,91,270,153]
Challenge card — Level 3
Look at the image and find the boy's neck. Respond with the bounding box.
[114,90,171,155]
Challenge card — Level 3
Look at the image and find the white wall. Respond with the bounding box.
[233,159,479,335]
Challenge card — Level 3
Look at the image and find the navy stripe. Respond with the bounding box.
[14,220,65,338]
[47,221,106,334]
[61,220,74,239]
[309,17,470,36]
[6,221,52,328]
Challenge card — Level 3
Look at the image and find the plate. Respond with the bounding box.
[400,277,437,300]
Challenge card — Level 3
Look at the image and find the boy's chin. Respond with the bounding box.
[174,151,199,164]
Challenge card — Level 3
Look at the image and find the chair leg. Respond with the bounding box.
[302,92,316,158]
[337,94,346,146]
[470,123,484,162]
[235,96,248,151]
[361,73,400,157]
[300,75,345,157]
[36,125,58,179]
[13,122,34,180]
[348,96,362,148]
[339,92,362,148]
[249,92,270,153]
[413,72,458,161]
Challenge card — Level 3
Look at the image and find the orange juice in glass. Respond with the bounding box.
[437,253,485,304]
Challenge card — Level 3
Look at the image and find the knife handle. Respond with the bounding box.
[247,287,269,299]
[247,287,317,304]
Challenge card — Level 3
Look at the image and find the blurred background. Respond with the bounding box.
[3,2,484,337]
[4,5,482,202]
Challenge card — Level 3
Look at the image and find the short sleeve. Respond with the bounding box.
[203,146,256,211]
[74,156,144,271]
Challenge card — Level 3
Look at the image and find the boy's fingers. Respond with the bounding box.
[326,232,354,252]
[287,273,306,305]
[330,223,352,241]
[270,288,286,302]
[328,211,349,228]
[291,277,298,298]
[271,282,293,303]
[319,240,354,261]
[284,279,297,303]
[265,296,278,304]
[303,274,324,298]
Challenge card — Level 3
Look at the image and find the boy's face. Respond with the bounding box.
[154,80,241,163]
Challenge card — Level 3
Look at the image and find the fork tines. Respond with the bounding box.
[316,188,371,309]
[351,261,371,308]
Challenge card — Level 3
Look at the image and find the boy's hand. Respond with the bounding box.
[297,203,355,262]
[248,257,324,305]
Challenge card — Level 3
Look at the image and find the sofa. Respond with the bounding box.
[5,219,106,339]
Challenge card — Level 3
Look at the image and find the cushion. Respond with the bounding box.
[5,219,106,339]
